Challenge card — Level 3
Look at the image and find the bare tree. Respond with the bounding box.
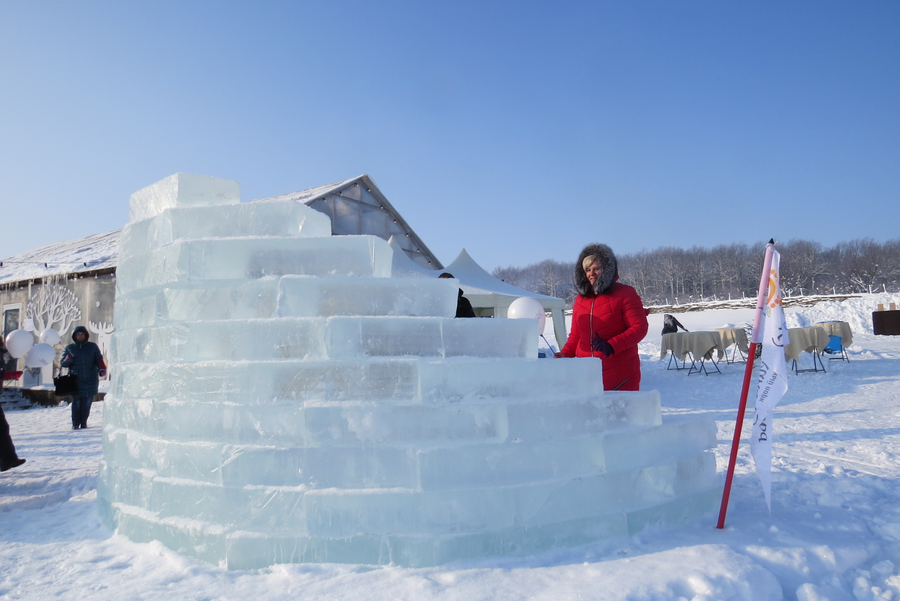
[532,259,573,301]
[881,240,900,291]
[837,238,889,293]
[779,239,830,296]
[493,265,528,288]
[650,247,682,302]
[498,238,898,306]
[619,250,654,300]
[26,278,82,336]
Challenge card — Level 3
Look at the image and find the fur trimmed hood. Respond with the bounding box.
[574,243,618,296]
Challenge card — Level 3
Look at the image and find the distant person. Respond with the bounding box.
[0,340,24,471]
[60,326,107,430]
[1,336,13,372]
[554,243,649,391]
[661,313,689,336]
[439,273,476,318]
[0,403,26,472]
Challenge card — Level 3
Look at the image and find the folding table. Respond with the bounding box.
[715,327,750,363]
[784,326,830,374]
[660,331,725,375]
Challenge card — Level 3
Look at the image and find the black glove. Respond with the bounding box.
[590,333,613,356]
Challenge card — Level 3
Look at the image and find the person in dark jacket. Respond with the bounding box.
[60,326,107,430]
[554,243,649,391]
[0,404,26,471]
[439,273,476,318]
[662,313,689,336]
[0,340,26,471]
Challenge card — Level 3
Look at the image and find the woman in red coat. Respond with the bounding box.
[554,243,648,391]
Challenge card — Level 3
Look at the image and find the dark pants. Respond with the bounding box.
[71,395,93,428]
[0,404,20,465]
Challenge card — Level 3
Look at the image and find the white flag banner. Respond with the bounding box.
[750,248,790,511]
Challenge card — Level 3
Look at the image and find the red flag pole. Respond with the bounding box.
[716,240,776,529]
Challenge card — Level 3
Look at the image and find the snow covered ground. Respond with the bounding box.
[1,292,899,600]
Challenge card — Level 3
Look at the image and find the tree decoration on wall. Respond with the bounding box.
[25,275,82,337]
[88,321,114,378]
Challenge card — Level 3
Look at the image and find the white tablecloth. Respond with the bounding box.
[783,326,830,363]
[660,331,725,361]
[816,321,853,347]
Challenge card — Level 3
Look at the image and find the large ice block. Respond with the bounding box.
[416,438,607,489]
[505,392,662,441]
[418,357,606,402]
[148,476,309,533]
[110,359,423,403]
[113,279,282,331]
[112,318,327,363]
[116,236,393,295]
[110,357,613,404]
[119,201,331,261]
[129,172,240,223]
[276,276,458,317]
[301,455,717,539]
[602,416,717,473]
[302,404,508,446]
[102,397,308,445]
[324,316,535,359]
[100,173,722,570]
[222,513,630,569]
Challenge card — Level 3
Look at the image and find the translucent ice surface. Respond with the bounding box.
[276,276,458,317]
[116,236,393,295]
[119,201,331,262]
[99,173,721,570]
[128,172,240,223]
[324,316,535,359]
[113,279,281,330]
[112,318,328,363]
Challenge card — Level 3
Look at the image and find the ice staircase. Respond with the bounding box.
[98,173,720,569]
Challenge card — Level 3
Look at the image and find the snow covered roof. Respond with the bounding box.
[0,174,445,285]
[252,176,360,204]
[0,229,120,285]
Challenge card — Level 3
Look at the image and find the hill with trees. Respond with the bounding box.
[492,238,900,308]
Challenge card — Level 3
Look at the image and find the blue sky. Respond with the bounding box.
[1,1,898,271]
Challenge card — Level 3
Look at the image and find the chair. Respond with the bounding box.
[2,370,24,393]
[823,335,849,362]
[791,352,826,374]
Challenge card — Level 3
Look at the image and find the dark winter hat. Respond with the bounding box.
[574,243,618,296]
[72,326,90,342]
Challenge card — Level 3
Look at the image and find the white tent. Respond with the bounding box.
[443,249,568,349]
[387,241,568,348]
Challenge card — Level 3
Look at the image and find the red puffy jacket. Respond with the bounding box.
[560,282,648,391]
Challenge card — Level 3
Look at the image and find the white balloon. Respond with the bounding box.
[507,297,547,333]
[24,343,56,368]
[39,328,62,346]
[5,329,34,359]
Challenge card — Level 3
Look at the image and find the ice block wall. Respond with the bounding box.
[98,173,721,569]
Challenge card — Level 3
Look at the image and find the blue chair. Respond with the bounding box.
[823,335,849,362]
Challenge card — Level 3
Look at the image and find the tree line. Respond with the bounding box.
[492,238,900,307]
